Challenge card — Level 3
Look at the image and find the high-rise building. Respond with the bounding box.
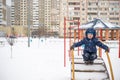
[87,0,120,25]
[11,0,120,37]
[66,0,120,25]
[59,0,67,37]
[11,0,61,36]
[51,0,60,35]
[43,0,51,33]
[0,0,6,26]
[32,0,39,28]
[11,0,28,26]
[39,0,44,27]
[60,0,120,37]
[39,0,61,36]
[6,5,11,26]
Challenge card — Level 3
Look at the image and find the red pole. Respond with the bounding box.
[100,29,102,57]
[118,34,120,58]
[78,19,80,56]
[64,17,66,67]
[69,26,72,60]
[100,29,102,40]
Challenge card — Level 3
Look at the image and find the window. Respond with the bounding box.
[74,12,79,15]
[88,8,92,10]
[88,13,97,15]
[82,8,85,11]
[100,13,107,15]
[115,13,119,15]
[73,17,80,20]
[68,2,80,5]
[109,17,119,20]
[110,13,114,15]
[74,7,80,10]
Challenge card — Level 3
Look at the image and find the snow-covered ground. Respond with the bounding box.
[0,37,120,80]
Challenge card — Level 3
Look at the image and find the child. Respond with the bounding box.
[70,28,109,64]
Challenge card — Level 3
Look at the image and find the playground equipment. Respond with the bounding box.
[70,28,115,80]
[119,37,120,58]
[64,17,120,67]
[64,17,80,67]
[63,17,120,79]
[71,49,113,80]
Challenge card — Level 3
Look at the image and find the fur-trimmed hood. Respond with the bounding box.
[85,28,96,38]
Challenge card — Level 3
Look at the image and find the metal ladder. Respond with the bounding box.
[70,50,114,80]
[71,57,110,80]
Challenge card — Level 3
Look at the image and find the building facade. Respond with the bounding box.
[40,0,60,36]
[0,0,6,26]
[66,0,120,25]
[11,0,61,36]
[10,0,120,37]
[11,0,28,26]
[60,0,120,37]
[6,5,11,26]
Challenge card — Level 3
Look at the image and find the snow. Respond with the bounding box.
[78,19,120,29]
[0,37,120,80]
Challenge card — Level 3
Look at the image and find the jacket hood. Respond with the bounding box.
[85,28,96,38]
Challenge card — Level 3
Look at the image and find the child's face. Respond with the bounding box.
[87,33,93,39]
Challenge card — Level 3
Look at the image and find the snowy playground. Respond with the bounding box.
[0,37,120,80]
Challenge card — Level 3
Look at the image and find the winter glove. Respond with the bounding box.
[70,45,74,50]
[105,48,110,53]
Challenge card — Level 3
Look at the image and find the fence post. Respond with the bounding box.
[74,30,76,42]
[78,20,80,56]
[118,31,120,58]
[64,17,66,67]
[99,29,102,57]
[69,26,72,60]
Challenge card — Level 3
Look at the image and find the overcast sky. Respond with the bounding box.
[6,0,11,6]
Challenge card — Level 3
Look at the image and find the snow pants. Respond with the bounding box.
[82,52,97,61]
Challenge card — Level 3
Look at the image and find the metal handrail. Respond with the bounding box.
[72,29,114,80]
[105,52,114,80]
[71,49,75,80]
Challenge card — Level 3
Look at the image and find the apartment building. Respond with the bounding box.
[43,0,51,33]
[87,0,120,25]
[11,0,61,36]
[32,0,39,29]
[11,0,27,26]
[6,5,11,26]
[59,0,67,37]
[0,0,6,26]
[51,0,60,35]
[66,0,120,25]
[60,0,120,37]
[10,0,120,37]
[41,0,60,36]
[39,0,44,27]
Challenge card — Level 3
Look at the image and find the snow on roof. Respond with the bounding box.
[76,18,120,29]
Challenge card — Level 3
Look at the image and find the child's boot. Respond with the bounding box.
[89,61,94,64]
[84,61,89,65]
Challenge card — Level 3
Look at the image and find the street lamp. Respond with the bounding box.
[27,0,30,47]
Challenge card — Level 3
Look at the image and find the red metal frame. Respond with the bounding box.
[64,17,80,67]
[78,19,80,56]
[118,36,120,58]
[64,17,66,67]
[99,29,102,57]
[69,26,72,60]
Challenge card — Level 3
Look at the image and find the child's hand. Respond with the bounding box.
[105,48,110,53]
[70,45,74,50]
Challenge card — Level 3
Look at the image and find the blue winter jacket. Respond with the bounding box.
[73,28,108,53]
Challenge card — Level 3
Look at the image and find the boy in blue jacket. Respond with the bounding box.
[70,28,109,64]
